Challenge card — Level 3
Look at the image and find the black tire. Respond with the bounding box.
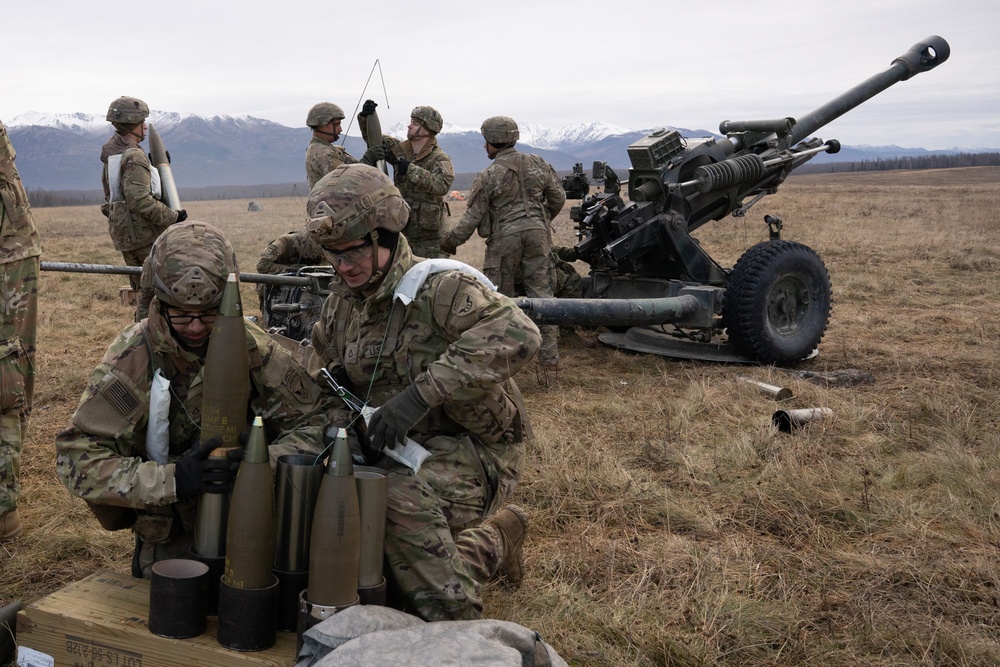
[722,240,832,365]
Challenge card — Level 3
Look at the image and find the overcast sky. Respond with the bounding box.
[4,0,996,150]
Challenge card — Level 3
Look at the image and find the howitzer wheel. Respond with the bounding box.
[722,240,831,365]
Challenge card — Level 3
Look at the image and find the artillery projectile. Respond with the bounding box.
[147,123,182,210]
[217,418,279,651]
[223,416,275,589]
[194,274,250,560]
[365,109,388,175]
[306,429,361,607]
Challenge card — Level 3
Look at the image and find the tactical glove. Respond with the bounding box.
[360,146,386,167]
[360,99,378,117]
[368,384,429,452]
[175,209,188,223]
[439,235,458,255]
[395,159,410,177]
[382,147,399,166]
[173,437,242,500]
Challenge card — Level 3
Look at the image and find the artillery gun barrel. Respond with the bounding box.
[515,294,702,327]
[40,261,315,287]
[789,36,950,146]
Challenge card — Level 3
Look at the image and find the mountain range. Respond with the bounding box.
[5,111,991,191]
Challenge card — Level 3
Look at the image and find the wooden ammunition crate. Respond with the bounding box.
[16,570,297,666]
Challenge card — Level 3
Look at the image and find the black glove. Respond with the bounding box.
[360,146,386,167]
[439,235,458,255]
[175,209,188,223]
[382,147,399,166]
[360,99,378,117]
[368,385,429,452]
[173,437,242,500]
[395,159,409,177]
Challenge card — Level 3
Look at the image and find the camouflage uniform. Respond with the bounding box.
[256,228,328,315]
[256,229,326,275]
[309,232,540,621]
[306,137,358,189]
[55,298,342,576]
[515,246,583,299]
[0,121,41,533]
[100,133,181,319]
[442,146,566,366]
[360,129,455,260]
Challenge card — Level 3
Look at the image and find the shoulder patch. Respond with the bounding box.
[283,365,314,403]
[105,379,140,415]
[73,371,145,438]
[452,292,478,318]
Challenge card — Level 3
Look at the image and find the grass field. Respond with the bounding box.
[4,167,1000,666]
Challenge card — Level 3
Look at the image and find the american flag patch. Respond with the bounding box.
[105,380,139,415]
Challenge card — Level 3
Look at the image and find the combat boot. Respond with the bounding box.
[485,504,529,586]
[0,509,22,542]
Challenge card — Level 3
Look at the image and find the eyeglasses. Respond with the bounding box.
[165,309,218,326]
[323,238,373,267]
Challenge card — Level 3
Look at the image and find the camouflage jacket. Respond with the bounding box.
[375,134,455,243]
[100,134,180,252]
[446,147,565,245]
[306,137,358,189]
[0,121,41,265]
[56,300,345,518]
[309,236,540,446]
[257,229,327,274]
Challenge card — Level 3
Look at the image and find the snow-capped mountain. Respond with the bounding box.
[5,111,981,192]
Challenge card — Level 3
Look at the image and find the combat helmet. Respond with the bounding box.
[106,96,149,125]
[410,106,443,134]
[306,164,410,247]
[307,102,346,128]
[306,164,410,289]
[144,221,238,308]
[481,116,519,145]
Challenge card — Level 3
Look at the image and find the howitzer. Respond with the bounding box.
[43,37,950,366]
[530,35,950,364]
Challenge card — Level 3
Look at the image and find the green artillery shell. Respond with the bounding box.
[223,417,276,589]
[307,430,361,607]
[195,274,250,559]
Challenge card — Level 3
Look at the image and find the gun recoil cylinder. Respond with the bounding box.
[693,154,766,194]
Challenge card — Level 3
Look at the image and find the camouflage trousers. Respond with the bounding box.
[1,256,38,514]
[383,433,524,621]
[483,228,559,365]
[405,233,448,260]
[121,245,154,321]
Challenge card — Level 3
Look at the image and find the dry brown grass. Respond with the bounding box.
[5,167,1000,665]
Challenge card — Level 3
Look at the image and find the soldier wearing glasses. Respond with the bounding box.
[55,221,344,577]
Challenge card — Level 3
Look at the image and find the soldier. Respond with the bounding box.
[0,120,41,542]
[55,221,345,577]
[306,164,540,621]
[101,96,187,321]
[358,101,455,259]
[256,229,326,276]
[255,228,327,316]
[305,102,385,188]
[439,116,566,372]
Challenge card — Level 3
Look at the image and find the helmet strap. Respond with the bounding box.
[364,229,385,289]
